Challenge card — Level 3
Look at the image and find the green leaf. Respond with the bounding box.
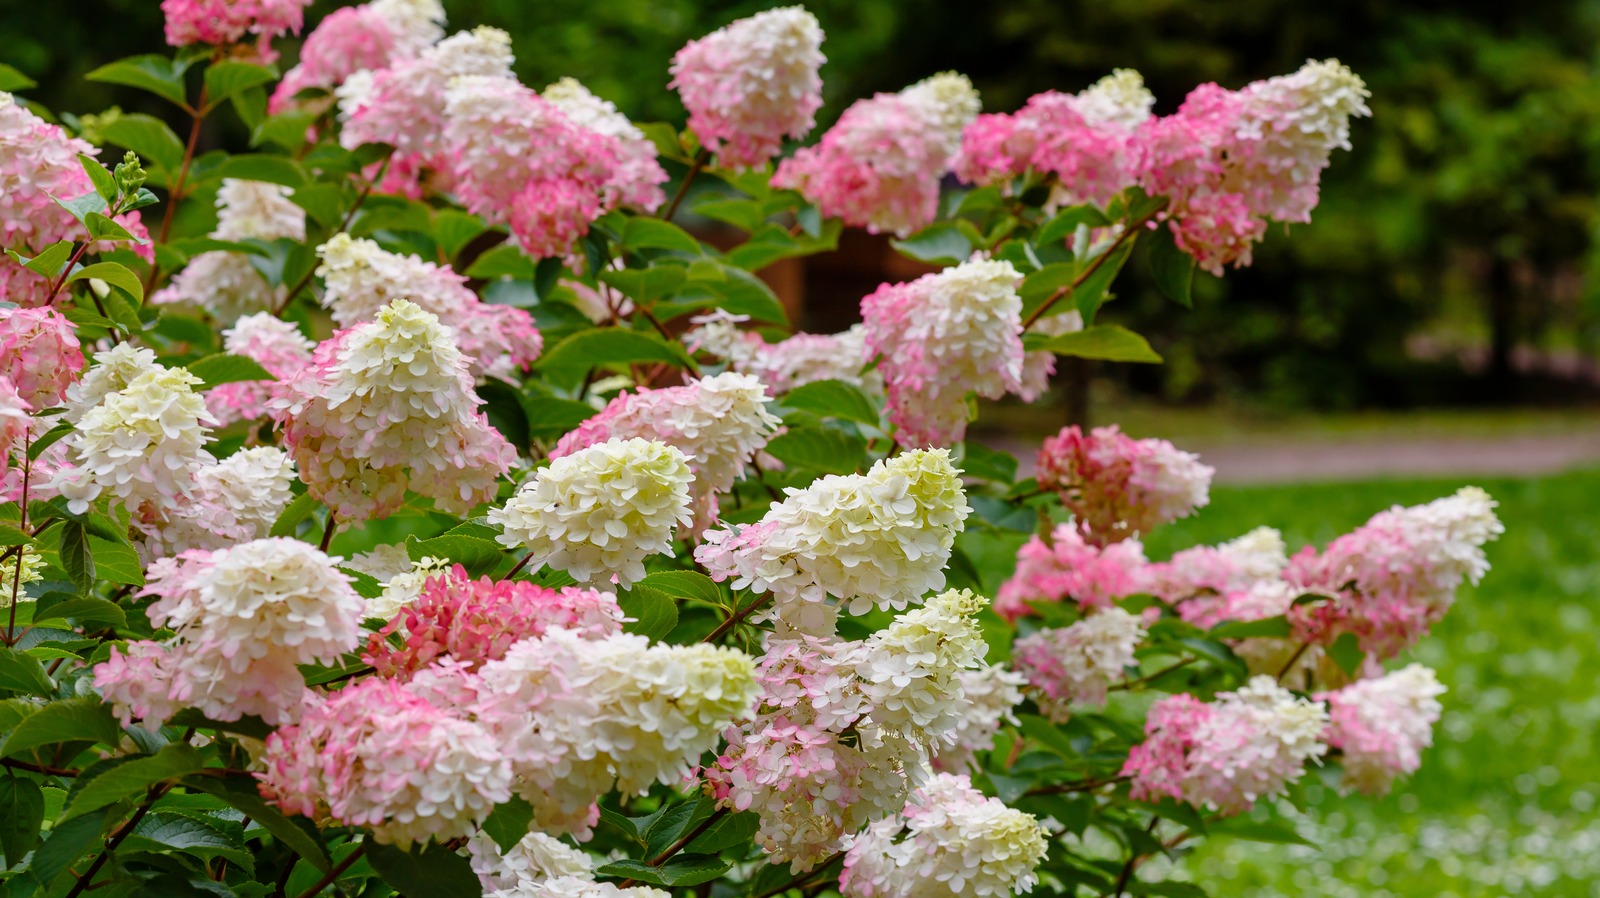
[63,744,204,820]
[58,520,94,592]
[29,807,112,888]
[79,154,119,205]
[1017,713,1081,760]
[1207,816,1315,847]
[55,190,108,225]
[622,218,702,254]
[11,239,75,278]
[1148,223,1195,307]
[638,571,725,607]
[435,210,489,260]
[67,261,144,302]
[1329,632,1366,676]
[891,221,973,265]
[33,597,128,629]
[0,523,30,547]
[85,212,141,244]
[725,221,838,271]
[87,536,145,586]
[0,648,54,697]
[764,425,867,474]
[405,534,502,576]
[1024,324,1162,364]
[780,379,879,427]
[617,584,679,641]
[958,442,1018,483]
[596,855,732,887]
[524,397,598,440]
[0,696,122,758]
[681,261,788,325]
[686,809,759,854]
[122,813,252,873]
[537,328,693,372]
[203,61,278,109]
[0,63,38,92]
[28,422,75,461]
[210,154,307,188]
[643,797,713,858]
[367,840,483,898]
[482,797,535,854]
[691,197,767,232]
[464,243,537,280]
[270,492,319,538]
[0,775,45,865]
[1019,262,1078,314]
[1036,203,1112,246]
[1208,616,1292,640]
[183,353,275,389]
[86,55,189,108]
[599,265,687,303]
[183,775,332,873]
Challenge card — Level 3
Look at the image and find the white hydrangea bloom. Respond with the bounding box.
[1219,526,1289,581]
[63,343,162,423]
[1013,607,1147,721]
[932,664,1026,773]
[152,251,287,324]
[72,364,217,508]
[490,438,693,588]
[466,830,591,893]
[369,0,447,53]
[363,554,452,622]
[213,179,306,242]
[1073,68,1156,131]
[751,324,881,395]
[339,26,517,149]
[489,879,670,898]
[900,72,983,155]
[142,446,299,558]
[2,545,44,607]
[841,773,1049,898]
[846,589,991,742]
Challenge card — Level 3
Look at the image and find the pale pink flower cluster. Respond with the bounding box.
[697,450,970,635]
[957,69,1154,209]
[1136,60,1370,273]
[774,73,981,237]
[685,313,881,396]
[1318,664,1445,796]
[553,372,780,528]
[931,664,1026,773]
[442,76,626,259]
[1285,486,1502,659]
[97,538,365,726]
[669,7,825,170]
[207,314,315,426]
[364,564,624,677]
[1150,526,1288,607]
[152,179,306,323]
[994,524,1149,622]
[0,306,83,408]
[491,438,694,588]
[137,446,298,559]
[316,234,541,381]
[271,0,446,112]
[708,589,990,870]
[467,830,591,893]
[0,92,152,307]
[161,0,310,55]
[544,78,669,213]
[0,379,29,466]
[1123,676,1329,816]
[270,299,516,521]
[490,881,669,898]
[860,258,1026,447]
[840,773,1049,898]
[1013,607,1147,721]
[1036,424,1214,544]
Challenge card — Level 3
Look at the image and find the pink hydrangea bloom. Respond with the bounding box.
[0,306,83,408]
[1036,424,1213,544]
[669,7,825,170]
[929,664,1026,774]
[1013,607,1146,720]
[269,299,516,521]
[270,0,445,112]
[1318,664,1445,795]
[161,0,311,60]
[0,93,153,307]
[860,258,1025,447]
[1285,486,1502,660]
[0,378,30,465]
[364,564,625,678]
[1123,676,1328,816]
[544,78,668,213]
[774,73,980,237]
[207,313,315,426]
[1147,526,1288,607]
[994,523,1149,622]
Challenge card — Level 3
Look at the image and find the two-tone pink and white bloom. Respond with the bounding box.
[1318,664,1446,795]
[1036,424,1213,543]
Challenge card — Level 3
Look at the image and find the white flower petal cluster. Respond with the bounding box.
[1,544,44,608]
[1320,663,1446,796]
[71,361,216,508]
[490,880,670,898]
[339,26,517,157]
[845,589,993,741]
[1072,68,1156,132]
[697,449,970,634]
[1219,526,1289,580]
[932,664,1026,773]
[899,72,983,156]
[63,343,162,423]
[151,180,304,322]
[467,830,591,893]
[841,773,1049,898]
[142,446,299,558]
[1013,607,1146,720]
[490,438,693,588]
[213,178,306,242]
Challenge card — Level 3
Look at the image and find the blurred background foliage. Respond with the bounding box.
[11,0,1600,411]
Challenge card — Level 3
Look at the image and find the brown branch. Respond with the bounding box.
[615,807,730,887]
[1108,657,1198,692]
[318,514,338,553]
[1275,642,1311,681]
[1025,774,1129,797]
[290,843,366,898]
[702,595,771,644]
[2,757,80,777]
[1021,200,1167,332]
[663,148,711,223]
[64,782,172,898]
[1104,816,1161,898]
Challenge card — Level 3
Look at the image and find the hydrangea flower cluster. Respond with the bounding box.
[161,0,310,57]
[1149,525,1289,607]
[139,445,299,558]
[995,523,1149,621]
[270,299,516,520]
[708,589,992,870]
[207,314,315,425]
[958,69,1155,210]
[697,449,970,634]
[1318,663,1446,796]
[1123,676,1329,816]
[270,0,446,112]
[931,664,1027,773]
[1285,486,1503,659]
[860,258,1026,447]
[491,437,694,588]
[468,830,592,893]
[544,78,669,213]
[69,359,216,510]
[775,73,981,237]
[669,7,825,170]
[0,306,84,408]
[553,372,780,528]
[96,538,366,726]
[840,773,1050,898]
[1036,424,1214,543]
[152,179,307,323]
[686,313,881,396]
[316,233,541,380]
[1013,606,1148,720]
[0,378,30,468]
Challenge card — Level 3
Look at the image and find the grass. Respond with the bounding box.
[1134,468,1600,897]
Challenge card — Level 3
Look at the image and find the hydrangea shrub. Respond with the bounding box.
[0,4,1499,897]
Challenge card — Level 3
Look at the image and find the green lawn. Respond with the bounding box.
[1136,468,1600,897]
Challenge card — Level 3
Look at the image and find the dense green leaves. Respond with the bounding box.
[764,425,868,474]
[367,840,483,897]
[0,775,45,864]
[617,584,679,641]
[538,328,694,372]
[0,697,122,758]
[63,744,203,819]
[780,379,880,426]
[0,647,55,696]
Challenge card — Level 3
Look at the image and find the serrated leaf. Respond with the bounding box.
[29,806,112,887]
[764,425,867,474]
[596,855,732,887]
[67,261,144,302]
[1019,262,1078,313]
[644,797,713,858]
[64,743,204,820]
[368,840,483,897]
[891,221,973,265]
[89,536,144,586]
[1208,616,1291,641]
[203,61,277,109]
[58,519,94,592]
[781,379,879,427]
[600,265,687,303]
[0,63,37,92]
[15,239,74,278]
[55,190,108,225]
[687,810,759,854]
[183,775,331,872]
[1329,632,1365,676]
[183,353,275,389]
[537,328,693,372]
[270,492,319,538]
[1148,222,1195,307]
[1025,324,1161,363]
[622,218,702,254]
[0,696,122,758]
[638,571,725,607]
[123,812,251,873]
[483,797,535,854]
[0,775,45,865]
[86,55,188,108]
[0,648,55,696]
[617,585,678,641]
[79,154,119,205]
